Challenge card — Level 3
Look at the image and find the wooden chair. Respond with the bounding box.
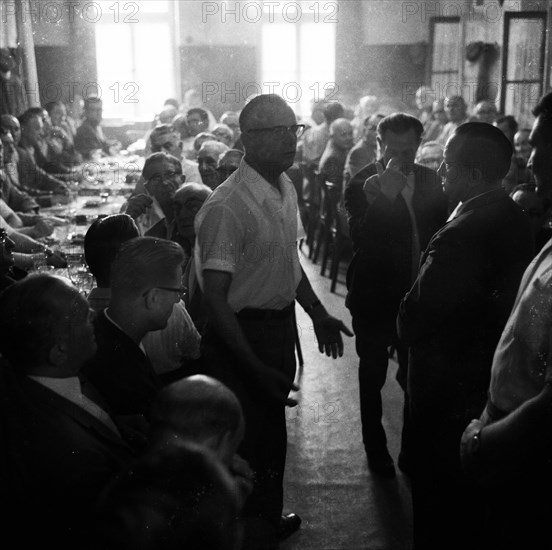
[324,181,353,292]
[311,171,333,267]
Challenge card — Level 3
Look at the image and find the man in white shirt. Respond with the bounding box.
[195,94,352,547]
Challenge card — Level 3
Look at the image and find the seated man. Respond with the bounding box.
[173,182,213,331]
[0,227,16,290]
[437,95,469,145]
[94,439,241,550]
[0,274,134,549]
[148,123,201,184]
[84,214,201,381]
[220,110,241,147]
[216,148,244,185]
[123,152,184,238]
[197,139,230,190]
[82,236,185,419]
[343,113,383,186]
[16,109,69,196]
[150,375,252,504]
[74,97,121,159]
[182,108,211,159]
[318,117,354,194]
[212,123,235,147]
[0,125,39,213]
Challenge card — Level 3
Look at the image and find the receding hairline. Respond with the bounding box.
[239,94,294,131]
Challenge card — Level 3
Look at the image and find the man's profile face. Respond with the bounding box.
[528,115,552,197]
[86,102,103,125]
[23,115,44,146]
[438,135,470,206]
[152,265,184,329]
[241,102,298,172]
[378,128,420,174]
[514,130,531,161]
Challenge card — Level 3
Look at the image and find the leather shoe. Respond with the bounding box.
[277,513,302,540]
[367,454,396,479]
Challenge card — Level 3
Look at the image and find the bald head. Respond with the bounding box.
[330,118,354,150]
[151,375,244,462]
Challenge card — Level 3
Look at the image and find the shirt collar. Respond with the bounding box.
[236,160,293,205]
[28,375,82,399]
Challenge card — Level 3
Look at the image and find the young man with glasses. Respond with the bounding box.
[195,94,352,548]
[82,236,185,420]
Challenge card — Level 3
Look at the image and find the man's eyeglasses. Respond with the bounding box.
[147,171,182,186]
[245,124,306,138]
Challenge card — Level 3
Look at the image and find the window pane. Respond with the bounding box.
[432,22,460,73]
[95,23,135,120]
[299,23,336,117]
[504,82,541,128]
[506,19,544,81]
[262,23,297,104]
[133,22,175,120]
[136,1,169,13]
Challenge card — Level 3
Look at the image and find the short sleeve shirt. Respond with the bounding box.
[194,160,304,312]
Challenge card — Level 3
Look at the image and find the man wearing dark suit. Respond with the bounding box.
[82,236,184,419]
[397,122,534,550]
[344,113,448,477]
[74,97,121,159]
[0,274,134,549]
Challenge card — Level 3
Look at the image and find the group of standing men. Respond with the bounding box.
[195,91,552,549]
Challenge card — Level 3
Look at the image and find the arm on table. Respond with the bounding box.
[202,269,299,406]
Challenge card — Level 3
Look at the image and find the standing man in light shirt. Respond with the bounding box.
[194,94,352,548]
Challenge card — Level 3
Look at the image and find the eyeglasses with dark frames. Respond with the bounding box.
[142,285,186,298]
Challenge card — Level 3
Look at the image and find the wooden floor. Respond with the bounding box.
[280,250,413,550]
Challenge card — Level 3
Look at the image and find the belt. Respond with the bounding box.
[236,303,294,321]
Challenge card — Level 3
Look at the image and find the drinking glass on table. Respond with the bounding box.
[72,270,95,296]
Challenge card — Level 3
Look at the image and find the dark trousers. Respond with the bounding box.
[201,314,296,528]
[352,315,410,459]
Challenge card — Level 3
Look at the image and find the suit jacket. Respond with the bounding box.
[397,188,534,430]
[344,161,448,329]
[318,141,349,191]
[82,310,162,418]
[0,364,133,548]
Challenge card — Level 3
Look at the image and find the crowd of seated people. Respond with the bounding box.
[1,78,551,550]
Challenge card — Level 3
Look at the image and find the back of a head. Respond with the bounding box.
[17,109,39,129]
[150,375,243,444]
[217,149,244,170]
[84,214,139,287]
[174,182,212,203]
[377,112,424,141]
[323,102,345,124]
[110,237,185,297]
[0,274,78,369]
[158,106,178,125]
[95,440,239,550]
[532,91,552,143]
[193,132,216,151]
[450,122,513,183]
[198,139,229,159]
